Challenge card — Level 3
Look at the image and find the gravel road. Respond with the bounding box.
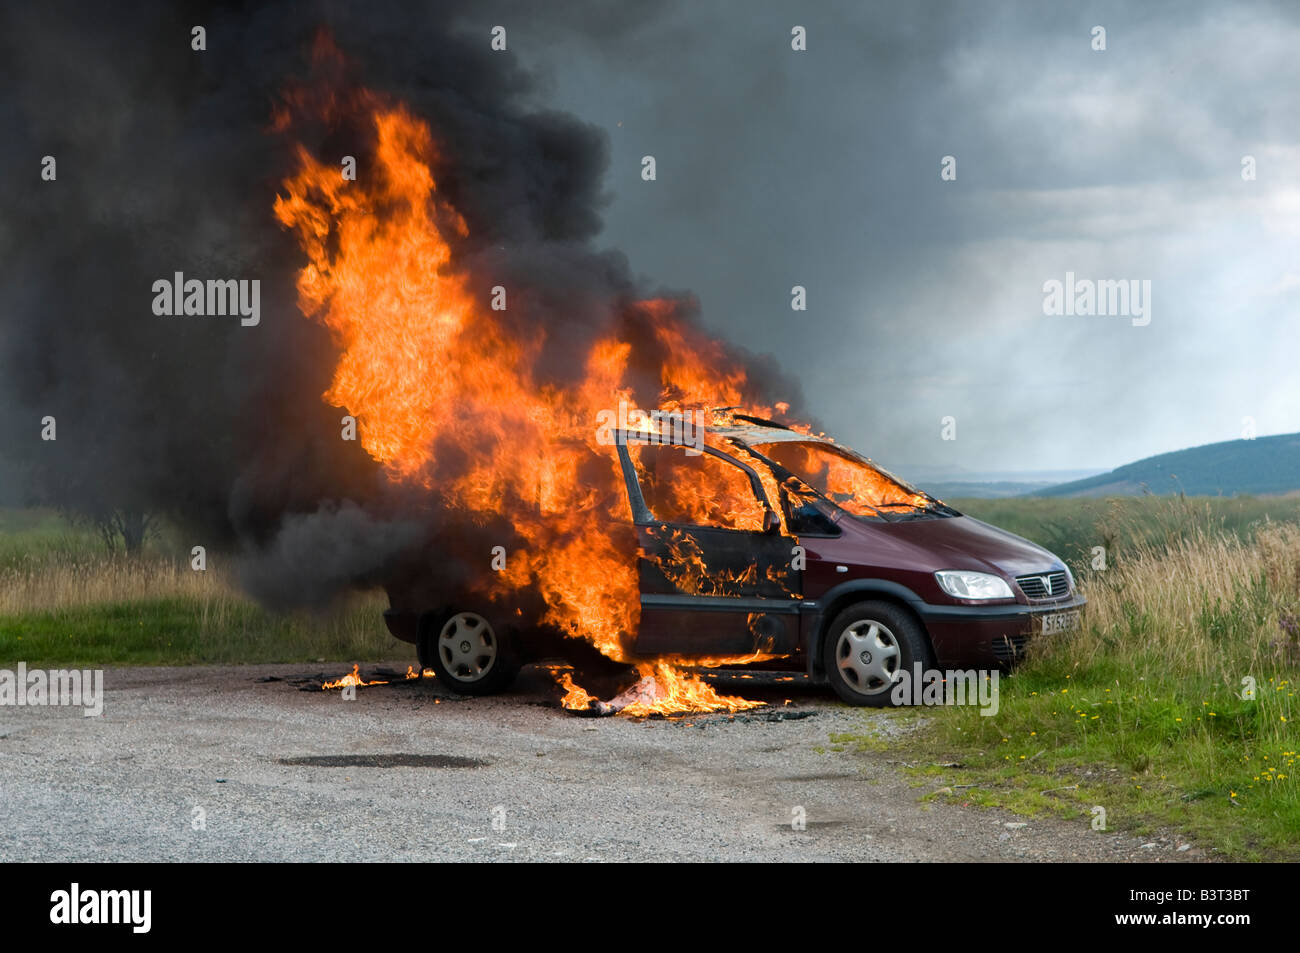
[0,662,1211,862]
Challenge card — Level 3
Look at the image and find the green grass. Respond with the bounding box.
[889,660,1298,860]
[0,595,394,666]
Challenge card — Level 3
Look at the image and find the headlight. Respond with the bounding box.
[935,570,1013,600]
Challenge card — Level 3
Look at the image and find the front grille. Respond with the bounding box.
[992,634,1030,663]
[1016,570,1068,599]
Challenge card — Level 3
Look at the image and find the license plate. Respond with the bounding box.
[1039,610,1080,635]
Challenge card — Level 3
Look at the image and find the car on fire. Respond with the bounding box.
[382,414,1085,706]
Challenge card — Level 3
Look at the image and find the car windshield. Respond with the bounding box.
[750,440,934,519]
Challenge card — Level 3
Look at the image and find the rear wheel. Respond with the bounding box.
[421,609,519,696]
[822,600,934,707]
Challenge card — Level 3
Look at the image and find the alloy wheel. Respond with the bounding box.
[437,612,498,682]
[835,619,901,695]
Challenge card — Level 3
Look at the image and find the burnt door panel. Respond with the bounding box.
[614,434,803,659]
[633,522,802,657]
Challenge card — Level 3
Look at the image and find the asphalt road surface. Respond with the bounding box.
[0,662,1211,862]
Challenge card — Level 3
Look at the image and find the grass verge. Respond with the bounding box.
[0,508,397,665]
[830,516,1300,861]
[0,594,393,665]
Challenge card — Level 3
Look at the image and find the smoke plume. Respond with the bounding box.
[0,1,801,610]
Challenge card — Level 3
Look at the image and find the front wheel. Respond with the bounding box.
[822,600,934,707]
[421,609,519,696]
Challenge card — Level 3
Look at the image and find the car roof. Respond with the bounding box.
[707,422,831,446]
[617,410,841,452]
[707,414,931,500]
[704,413,835,449]
[622,411,936,502]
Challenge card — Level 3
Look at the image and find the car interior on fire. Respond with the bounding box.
[747,440,944,520]
[379,413,1083,712]
[627,443,769,532]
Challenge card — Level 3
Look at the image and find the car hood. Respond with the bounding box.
[846,513,1064,577]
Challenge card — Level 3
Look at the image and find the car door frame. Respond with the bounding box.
[612,429,804,658]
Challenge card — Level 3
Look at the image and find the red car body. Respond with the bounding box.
[384,416,1085,702]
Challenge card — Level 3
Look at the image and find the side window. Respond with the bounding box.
[629,444,767,532]
[781,481,841,536]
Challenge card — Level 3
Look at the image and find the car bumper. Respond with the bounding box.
[912,593,1087,668]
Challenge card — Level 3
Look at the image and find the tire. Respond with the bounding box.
[821,600,934,707]
[420,609,520,696]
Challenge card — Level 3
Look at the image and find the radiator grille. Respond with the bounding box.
[1016,571,1068,599]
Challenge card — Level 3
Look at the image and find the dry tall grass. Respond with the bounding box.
[1069,521,1300,679]
[0,553,225,615]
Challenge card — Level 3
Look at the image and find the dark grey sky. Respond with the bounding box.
[464,0,1300,473]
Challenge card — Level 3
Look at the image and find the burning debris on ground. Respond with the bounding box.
[271,665,430,692]
[276,659,818,722]
[557,663,766,717]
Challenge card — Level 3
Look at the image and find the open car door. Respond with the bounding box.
[614,432,803,658]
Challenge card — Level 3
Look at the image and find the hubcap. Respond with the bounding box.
[836,619,901,695]
[437,612,497,682]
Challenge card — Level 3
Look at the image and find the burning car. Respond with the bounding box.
[382,412,1085,706]
[272,86,1085,712]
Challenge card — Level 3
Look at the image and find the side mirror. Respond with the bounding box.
[763,509,781,535]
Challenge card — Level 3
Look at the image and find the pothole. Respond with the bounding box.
[279,753,486,768]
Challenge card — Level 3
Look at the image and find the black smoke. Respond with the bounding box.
[0,0,802,608]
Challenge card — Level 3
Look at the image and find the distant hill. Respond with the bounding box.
[924,481,1062,499]
[1035,433,1300,498]
[898,466,1106,499]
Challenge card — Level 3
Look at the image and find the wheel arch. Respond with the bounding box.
[808,580,935,679]
[415,608,448,670]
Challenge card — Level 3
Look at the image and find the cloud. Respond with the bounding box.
[510,0,1300,470]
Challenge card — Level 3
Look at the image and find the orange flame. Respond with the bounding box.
[558,672,597,711]
[622,663,764,717]
[558,664,764,717]
[759,442,928,514]
[321,663,387,690]
[275,59,800,711]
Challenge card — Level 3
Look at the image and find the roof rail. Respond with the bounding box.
[729,412,792,431]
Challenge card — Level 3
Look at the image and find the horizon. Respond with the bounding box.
[895,427,1300,481]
